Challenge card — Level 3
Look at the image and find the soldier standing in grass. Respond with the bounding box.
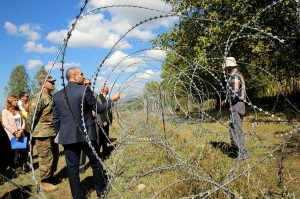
[221,57,248,161]
[26,75,60,192]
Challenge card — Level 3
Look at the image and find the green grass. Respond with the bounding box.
[0,110,300,199]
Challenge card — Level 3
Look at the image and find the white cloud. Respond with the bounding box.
[23,41,57,53]
[104,50,145,73]
[46,30,68,44]
[129,69,160,84]
[108,17,156,39]
[19,23,41,40]
[120,70,159,98]
[45,61,80,71]
[46,0,178,49]
[46,14,132,49]
[136,69,156,80]
[92,77,121,94]
[88,0,176,30]
[93,76,108,92]
[96,76,107,84]
[4,22,41,41]
[27,59,43,70]
[4,22,17,35]
[145,49,166,61]
[109,82,121,94]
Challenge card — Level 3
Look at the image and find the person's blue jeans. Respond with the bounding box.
[63,140,106,199]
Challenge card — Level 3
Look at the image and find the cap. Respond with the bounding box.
[39,75,56,82]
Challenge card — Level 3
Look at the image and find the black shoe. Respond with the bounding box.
[11,173,18,179]
[28,163,38,170]
[79,167,86,174]
[97,188,108,198]
[0,178,5,185]
[108,137,117,143]
[102,151,110,159]
[227,147,238,158]
[23,165,30,173]
[47,176,62,185]
[11,169,18,179]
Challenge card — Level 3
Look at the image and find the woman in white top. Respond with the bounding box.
[2,95,27,178]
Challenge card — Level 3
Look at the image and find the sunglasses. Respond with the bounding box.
[85,83,91,86]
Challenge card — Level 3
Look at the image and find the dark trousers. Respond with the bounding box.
[9,148,27,169]
[97,124,109,155]
[63,140,105,199]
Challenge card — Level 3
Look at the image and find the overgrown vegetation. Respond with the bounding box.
[0,107,299,198]
[152,0,300,105]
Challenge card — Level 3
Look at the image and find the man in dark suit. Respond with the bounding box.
[52,67,120,199]
[79,78,93,174]
[95,85,113,158]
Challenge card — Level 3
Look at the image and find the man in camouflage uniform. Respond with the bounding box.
[26,75,59,192]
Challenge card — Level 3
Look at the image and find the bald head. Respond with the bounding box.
[66,68,77,81]
[66,67,84,84]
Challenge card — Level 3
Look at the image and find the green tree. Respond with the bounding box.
[31,66,58,95]
[153,0,300,99]
[31,66,47,95]
[4,65,31,98]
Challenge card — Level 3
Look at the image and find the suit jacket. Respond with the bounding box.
[94,94,113,126]
[99,94,113,124]
[1,109,25,140]
[52,82,114,145]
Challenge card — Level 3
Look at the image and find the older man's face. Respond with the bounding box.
[101,86,109,94]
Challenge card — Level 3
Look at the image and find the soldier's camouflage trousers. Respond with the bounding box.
[35,136,59,180]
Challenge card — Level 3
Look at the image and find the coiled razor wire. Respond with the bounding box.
[2,0,300,198]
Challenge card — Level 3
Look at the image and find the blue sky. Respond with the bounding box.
[0,0,178,110]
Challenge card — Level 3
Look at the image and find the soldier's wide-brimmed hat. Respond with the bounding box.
[39,75,56,82]
[222,57,238,68]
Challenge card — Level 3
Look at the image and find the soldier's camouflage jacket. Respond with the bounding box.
[26,91,56,137]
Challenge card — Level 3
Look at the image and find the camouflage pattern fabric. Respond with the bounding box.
[26,91,56,137]
[35,137,59,180]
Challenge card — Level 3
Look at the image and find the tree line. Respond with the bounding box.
[4,65,49,98]
[151,0,300,107]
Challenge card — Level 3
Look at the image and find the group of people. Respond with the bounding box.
[1,57,248,198]
[1,67,120,199]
